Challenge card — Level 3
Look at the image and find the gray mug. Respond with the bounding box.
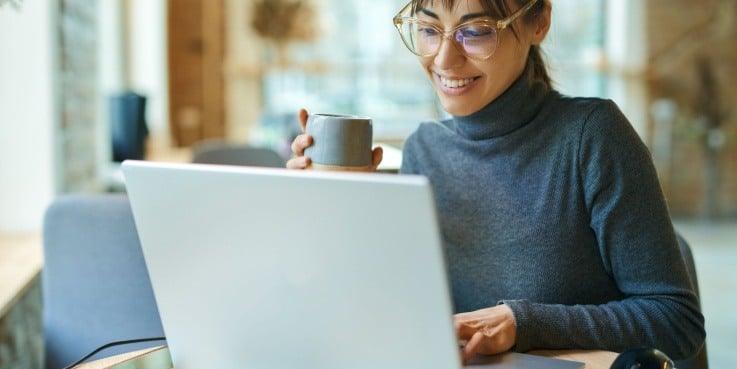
[304,113,373,171]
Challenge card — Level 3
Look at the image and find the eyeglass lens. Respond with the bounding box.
[399,20,499,58]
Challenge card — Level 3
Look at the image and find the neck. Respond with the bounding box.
[452,69,550,140]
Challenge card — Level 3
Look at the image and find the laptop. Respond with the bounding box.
[121,160,583,369]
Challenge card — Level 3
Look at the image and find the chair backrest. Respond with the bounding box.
[191,140,286,167]
[674,232,709,369]
[42,194,165,369]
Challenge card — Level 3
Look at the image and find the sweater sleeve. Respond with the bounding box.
[399,129,421,175]
[503,100,705,359]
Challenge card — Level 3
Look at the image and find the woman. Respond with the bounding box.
[287,0,705,363]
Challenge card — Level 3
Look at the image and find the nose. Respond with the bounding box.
[433,34,465,69]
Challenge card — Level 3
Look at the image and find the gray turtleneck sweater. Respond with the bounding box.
[399,73,705,359]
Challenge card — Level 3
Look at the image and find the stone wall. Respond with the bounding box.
[0,278,42,369]
[58,0,99,192]
[645,1,737,219]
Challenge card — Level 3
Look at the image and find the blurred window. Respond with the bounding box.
[260,0,607,142]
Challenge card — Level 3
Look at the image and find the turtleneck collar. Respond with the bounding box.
[452,68,550,140]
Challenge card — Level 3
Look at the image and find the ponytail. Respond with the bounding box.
[523,0,552,91]
[527,45,552,91]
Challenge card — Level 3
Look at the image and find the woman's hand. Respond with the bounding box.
[454,304,517,364]
[286,109,314,169]
[285,108,384,171]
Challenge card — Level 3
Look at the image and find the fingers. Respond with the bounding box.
[286,108,312,170]
[455,316,479,363]
[461,331,485,364]
[453,306,517,363]
[370,146,384,171]
[298,108,309,132]
[286,134,313,169]
[291,134,313,157]
[286,155,311,170]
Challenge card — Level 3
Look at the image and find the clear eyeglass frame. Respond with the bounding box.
[392,0,539,60]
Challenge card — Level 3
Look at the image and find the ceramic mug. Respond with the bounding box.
[304,113,373,171]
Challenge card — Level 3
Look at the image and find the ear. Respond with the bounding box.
[530,1,551,45]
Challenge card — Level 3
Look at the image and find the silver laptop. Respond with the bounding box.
[122,160,583,369]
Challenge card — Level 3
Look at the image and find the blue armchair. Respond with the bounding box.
[42,194,165,369]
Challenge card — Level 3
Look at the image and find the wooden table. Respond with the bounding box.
[75,345,617,369]
[532,349,618,368]
[0,233,42,318]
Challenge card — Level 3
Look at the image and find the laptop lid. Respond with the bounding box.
[122,160,584,369]
[122,160,460,369]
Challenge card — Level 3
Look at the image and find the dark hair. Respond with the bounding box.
[409,0,552,90]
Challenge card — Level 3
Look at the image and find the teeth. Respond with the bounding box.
[440,76,475,88]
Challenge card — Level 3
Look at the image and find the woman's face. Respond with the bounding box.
[416,0,540,117]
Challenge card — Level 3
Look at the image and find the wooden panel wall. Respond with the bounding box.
[167,0,225,147]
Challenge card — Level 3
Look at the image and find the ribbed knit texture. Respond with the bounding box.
[400,71,705,359]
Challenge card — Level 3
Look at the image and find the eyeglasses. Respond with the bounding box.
[393,0,539,60]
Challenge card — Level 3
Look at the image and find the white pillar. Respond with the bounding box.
[0,1,58,233]
[128,0,169,136]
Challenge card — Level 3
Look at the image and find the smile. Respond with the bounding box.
[438,75,478,89]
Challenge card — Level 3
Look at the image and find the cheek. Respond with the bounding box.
[483,42,529,85]
[496,29,529,62]
[419,57,433,75]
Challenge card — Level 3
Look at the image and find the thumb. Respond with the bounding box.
[371,146,384,170]
[298,108,309,132]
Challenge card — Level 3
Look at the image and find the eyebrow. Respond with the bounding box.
[418,7,491,22]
